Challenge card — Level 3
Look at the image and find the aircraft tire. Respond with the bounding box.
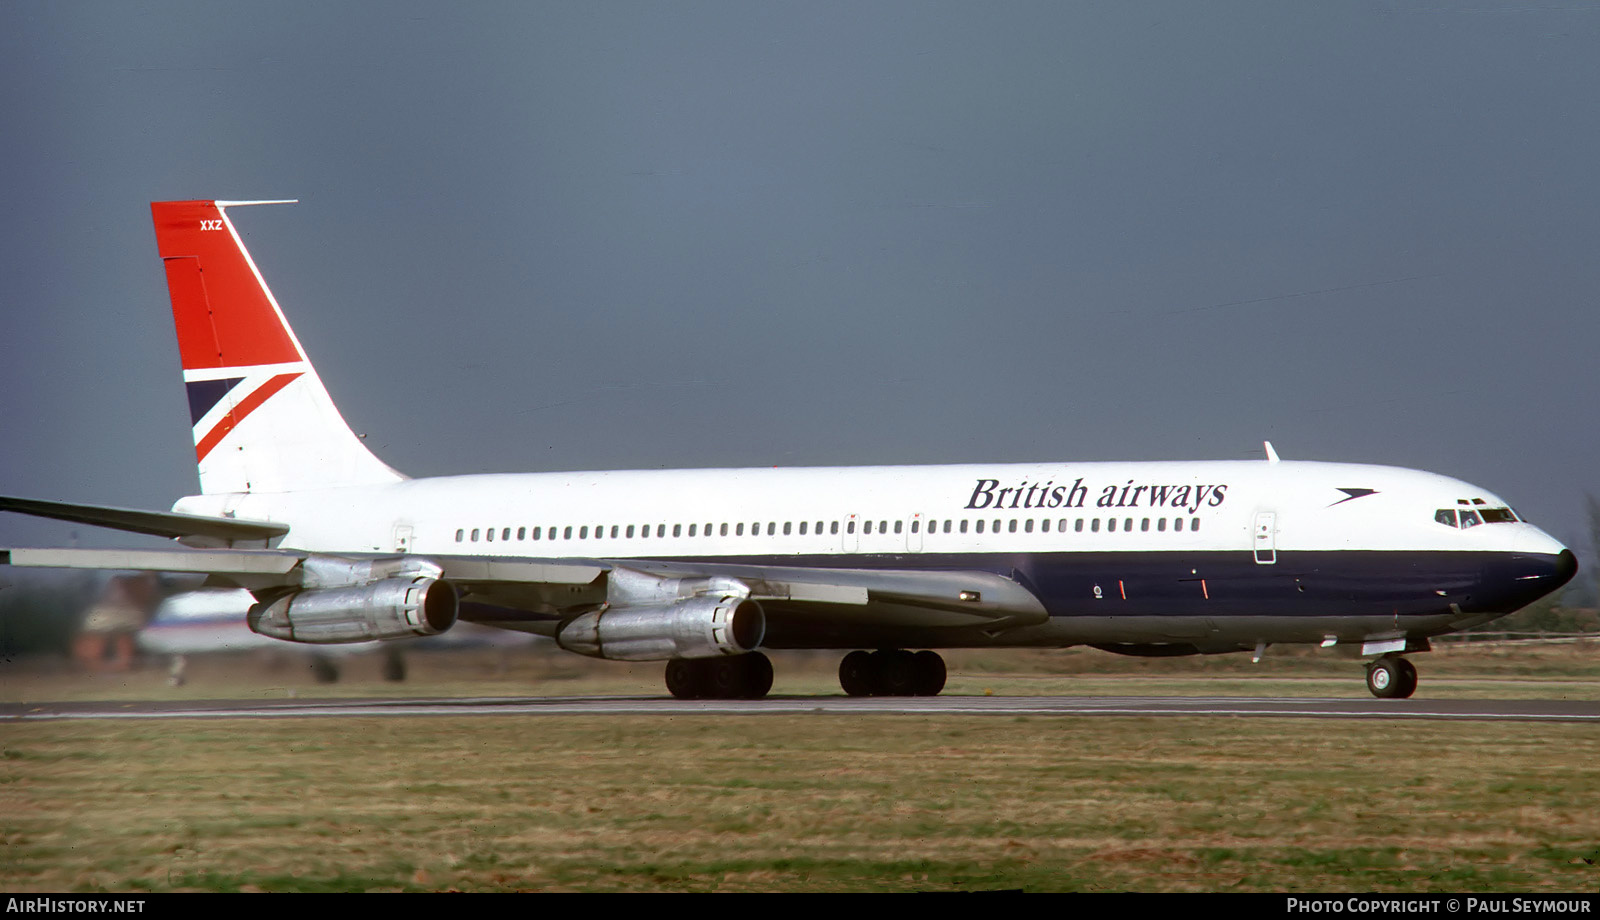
[311,656,340,684]
[382,648,406,682]
[739,651,774,700]
[1366,657,1405,699]
[876,649,919,696]
[912,650,947,696]
[1395,657,1418,698]
[665,658,704,700]
[839,650,875,697]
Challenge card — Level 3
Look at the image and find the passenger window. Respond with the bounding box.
[721,523,729,536]
[894,521,902,534]
[959,520,968,533]
[1157,518,1166,532]
[910,521,919,534]
[579,526,587,539]
[626,525,635,538]
[784,522,792,536]
[502,527,511,541]
[1124,518,1133,531]
[455,529,465,542]
[1190,518,1201,531]
[688,524,696,537]
[736,523,745,536]
[657,525,666,538]
[1074,519,1083,532]
[848,521,856,534]
[534,526,543,540]
[799,522,808,535]
[487,528,495,542]
[674,524,682,537]
[1108,518,1117,532]
[975,520,985,534]
[1008,519,1018,533]
[517,527,525,540]
[1091,519,1100,532]
[1141,518,1149,532]
[1038,519,1047,533]
[943,520,952,533]
[563,526,572,539]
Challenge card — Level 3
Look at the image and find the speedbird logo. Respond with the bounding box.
[965,477,1229,514]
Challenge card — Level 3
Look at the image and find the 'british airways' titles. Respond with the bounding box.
[965,478,1228,514]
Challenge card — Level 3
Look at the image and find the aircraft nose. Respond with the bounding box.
[1555,548,1579,587]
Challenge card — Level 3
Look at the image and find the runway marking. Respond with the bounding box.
[7,695,1599,722]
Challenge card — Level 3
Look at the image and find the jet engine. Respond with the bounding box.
[248,575,458,644]
[556,595,764,660]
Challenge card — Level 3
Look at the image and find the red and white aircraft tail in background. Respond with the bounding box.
[0,200,1578,700]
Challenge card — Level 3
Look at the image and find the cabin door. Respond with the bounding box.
[1252,512,1276,564]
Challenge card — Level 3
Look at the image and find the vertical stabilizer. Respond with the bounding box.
[150,200,405,494]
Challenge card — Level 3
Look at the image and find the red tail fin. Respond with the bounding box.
[150,200,403,494]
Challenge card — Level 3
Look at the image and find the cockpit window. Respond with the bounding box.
[1437,507,1518,528]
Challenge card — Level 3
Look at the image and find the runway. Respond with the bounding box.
[6,694,1599,722]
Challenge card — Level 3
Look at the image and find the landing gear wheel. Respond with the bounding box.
[1366,656,1415,699]
[665,658,704,700]
[1395,657,1418,699]
[382,648,407,682]
[310,655,340,684]
[666,653,773,700]
[876,649,919,696]
[840,650,875,697]
[739,651,773,700]
[912,650,947,696]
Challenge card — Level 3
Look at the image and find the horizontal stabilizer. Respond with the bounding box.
[0,495,288,542]
[3,546,300,577]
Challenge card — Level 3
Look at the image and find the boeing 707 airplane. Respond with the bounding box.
[0,200,1577,699]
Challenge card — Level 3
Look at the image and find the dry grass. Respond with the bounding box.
[4,715,1600,892]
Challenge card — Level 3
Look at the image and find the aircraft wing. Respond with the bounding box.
[3,544,1046,636]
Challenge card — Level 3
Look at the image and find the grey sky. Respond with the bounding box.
[2,2,1598,555]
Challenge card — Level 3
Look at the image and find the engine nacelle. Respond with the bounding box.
[248,576,458,644]
[556,595,765,661]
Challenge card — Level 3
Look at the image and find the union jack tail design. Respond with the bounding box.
[151,200,404,495]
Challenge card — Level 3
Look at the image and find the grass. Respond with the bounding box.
[4,715,1599,892]
[3,643,1599,892]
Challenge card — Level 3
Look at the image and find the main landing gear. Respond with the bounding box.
[839,649,947,697]
[1365,655,1418,699]
[665,651,774,700]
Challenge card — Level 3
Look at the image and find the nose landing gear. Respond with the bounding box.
[1365,655,1418,699]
